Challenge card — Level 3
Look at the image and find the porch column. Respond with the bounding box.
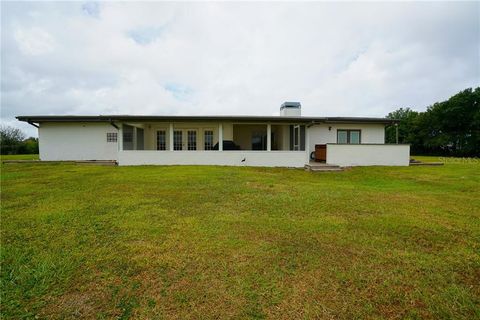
[118,124,123,151]
[169,123,174,151]
[267,123,271,151]
[133,127,137,150]
[305,125,310,163]
[218,123,223,151]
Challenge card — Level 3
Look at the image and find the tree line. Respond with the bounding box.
[0,125,39,155]
[386,87,479,157]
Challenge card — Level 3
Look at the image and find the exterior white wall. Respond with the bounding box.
[280,108,301,116]
[39,122,118,161]
[326,144,410,166]
[307,123,385,153]
[36,120,405,167]
[118,150,307,167]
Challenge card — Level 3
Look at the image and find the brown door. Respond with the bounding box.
[315,144,327,162]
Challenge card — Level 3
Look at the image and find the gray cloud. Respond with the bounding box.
[1,1,478,137]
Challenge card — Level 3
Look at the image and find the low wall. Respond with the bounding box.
[326,144,410,166]
[118,151,307,167]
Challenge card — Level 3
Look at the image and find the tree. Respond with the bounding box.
[385,107,419,144]
[386,87,480,157]
[0,125,26,155]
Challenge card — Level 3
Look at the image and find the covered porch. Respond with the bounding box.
[117,121,308,167]
[119,122,306,152]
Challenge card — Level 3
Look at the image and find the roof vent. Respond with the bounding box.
[280,102,301,116]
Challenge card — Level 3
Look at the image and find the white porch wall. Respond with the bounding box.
[308,123,385,154]
[38,122,118,160]
[118,150,307,167]
[326,144,410,166]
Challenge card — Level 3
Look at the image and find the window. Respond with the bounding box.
[156,130,166,150]
[173,130,183,150]
[350,130,360,144]
[337,130,348,144]
[337,130,361,144]
[293,125,300,150]
[107,132,117,142]
[187,130,197,150]
[204,130,214,150]
[289,125,305,151]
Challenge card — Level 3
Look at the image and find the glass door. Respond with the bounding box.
[156,130,166,150]
[173,130,183,150]
[293,125,300,151]
[187,130,197,150]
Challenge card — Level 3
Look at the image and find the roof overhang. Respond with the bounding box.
[16,115,398,125]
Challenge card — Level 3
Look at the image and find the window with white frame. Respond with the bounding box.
[156,130,166,150]
[107,132,117,142]
[204,130,214,150]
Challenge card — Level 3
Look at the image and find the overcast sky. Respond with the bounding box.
[1,1,479,137]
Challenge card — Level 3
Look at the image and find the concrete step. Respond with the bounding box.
[304,164,343,172]
[409,162,444,166]
[309,168,343,172]
[74,160,118,166]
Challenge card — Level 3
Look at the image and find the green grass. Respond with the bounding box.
[0,154,39,160]
[1,155,479,319]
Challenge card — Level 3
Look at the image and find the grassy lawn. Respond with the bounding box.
[0,154,39,160]
[1,156,479,319]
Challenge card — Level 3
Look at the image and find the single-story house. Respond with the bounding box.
[17,102,410,167]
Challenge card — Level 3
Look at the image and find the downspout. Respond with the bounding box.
[305,121,317,163]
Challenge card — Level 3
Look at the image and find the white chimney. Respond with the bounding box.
[280,102,301,116]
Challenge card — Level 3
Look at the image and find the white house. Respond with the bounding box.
[17,102,410,167]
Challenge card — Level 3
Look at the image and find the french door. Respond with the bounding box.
[187,130,197,150]
[173,129,197,150]
[173,130,183,150]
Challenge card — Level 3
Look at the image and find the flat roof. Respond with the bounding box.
[16,115,397,124]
